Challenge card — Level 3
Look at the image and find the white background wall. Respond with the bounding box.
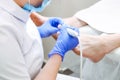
[41,0,99,17]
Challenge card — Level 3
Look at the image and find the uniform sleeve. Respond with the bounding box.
[0,25,31,80]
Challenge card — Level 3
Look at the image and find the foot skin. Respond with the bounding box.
[77,34,120,63]
[30,12,48,26]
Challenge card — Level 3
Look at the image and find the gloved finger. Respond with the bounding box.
[49,17,64,27]
[59,24,80,37]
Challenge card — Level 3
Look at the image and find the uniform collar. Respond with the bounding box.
[0,0,30,23]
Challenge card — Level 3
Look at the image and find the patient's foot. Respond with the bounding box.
[79,34,120,63]
[30,12,48,26]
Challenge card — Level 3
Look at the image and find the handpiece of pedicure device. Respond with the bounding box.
[66,28,79,37]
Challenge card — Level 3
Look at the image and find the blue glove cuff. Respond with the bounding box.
[48,52,64,61]
[48,44,67,61]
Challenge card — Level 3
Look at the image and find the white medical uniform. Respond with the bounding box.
[74,0,120,80]
[0,0,44,80]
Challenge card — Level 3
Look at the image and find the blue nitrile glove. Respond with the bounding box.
[37,17,63,38]
[48,24,79,61]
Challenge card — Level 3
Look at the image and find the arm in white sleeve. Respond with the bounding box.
[0,26,31,80]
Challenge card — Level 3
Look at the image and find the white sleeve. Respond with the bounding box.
[74,0,120,33]
[0,26,31,80]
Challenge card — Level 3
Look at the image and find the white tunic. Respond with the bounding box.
[0,0,44,80]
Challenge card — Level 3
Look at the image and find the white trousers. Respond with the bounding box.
[80,26,120,80]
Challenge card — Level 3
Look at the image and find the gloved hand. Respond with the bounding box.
[48,25,79,61]
[37,17,63,38]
